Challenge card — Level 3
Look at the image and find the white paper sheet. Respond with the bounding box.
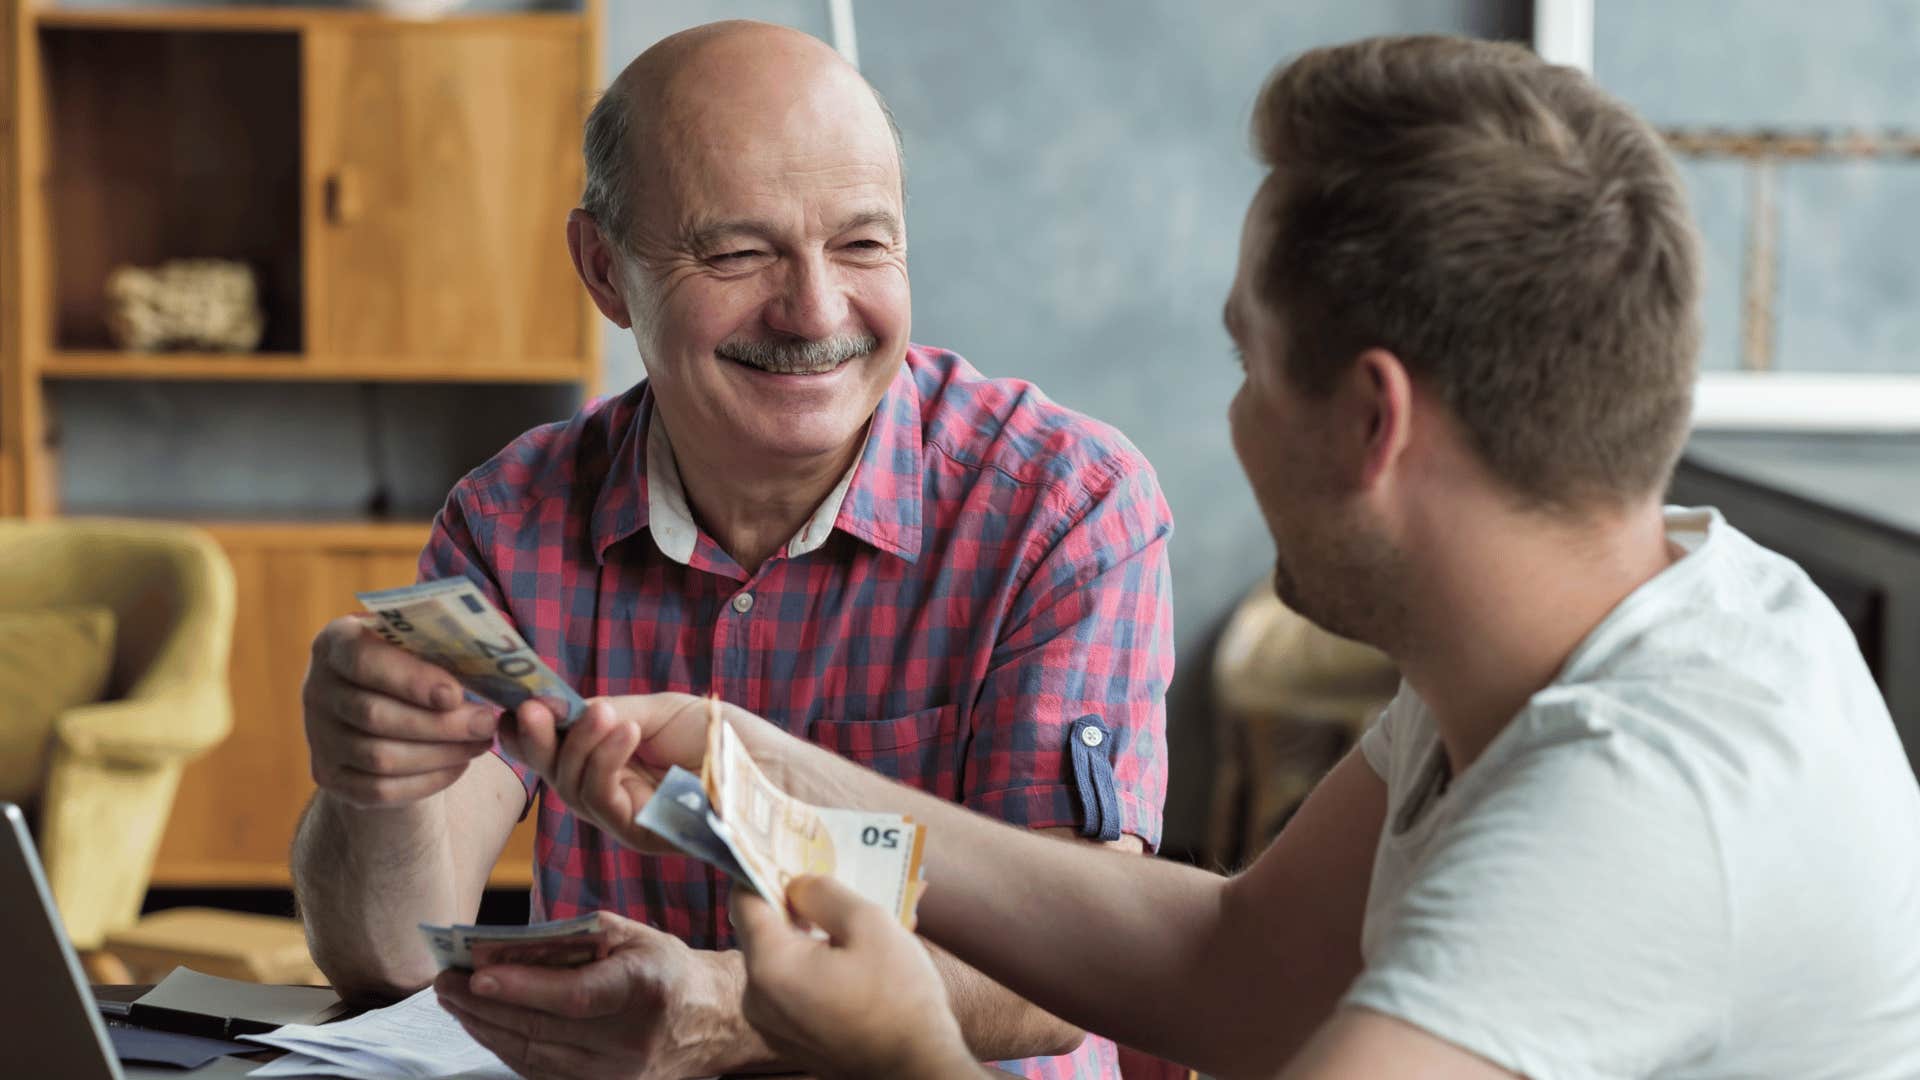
[242,986,515,1079]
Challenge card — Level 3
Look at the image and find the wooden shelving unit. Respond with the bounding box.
[0,0,604,889]
[42,350,589,382]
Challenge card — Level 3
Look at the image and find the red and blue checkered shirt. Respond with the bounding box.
[420,345,1174,1079]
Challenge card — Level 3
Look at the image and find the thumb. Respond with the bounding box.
[503,698,563,776]
[785,874,874,945]
[595,692,711,772]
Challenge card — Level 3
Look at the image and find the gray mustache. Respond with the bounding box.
[715,334,877,371]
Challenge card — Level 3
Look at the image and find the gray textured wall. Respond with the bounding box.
[1595,0,1920,375]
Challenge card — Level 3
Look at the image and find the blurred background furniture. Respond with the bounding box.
[1206,575,1400,869]
[0,518,234,964]
[1670,431,1920,778]
[0,0,600,897]
[104,906,325,985]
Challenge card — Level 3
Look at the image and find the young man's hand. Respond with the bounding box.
[733,875,982,1080]
[501,693,716,854]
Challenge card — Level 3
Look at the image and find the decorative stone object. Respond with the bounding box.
[105,258,266,353]
[359,0,469,18]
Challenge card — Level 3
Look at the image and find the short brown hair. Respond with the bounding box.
[1252,35,1701,509]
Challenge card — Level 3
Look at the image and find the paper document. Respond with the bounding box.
[241,986,513,1079]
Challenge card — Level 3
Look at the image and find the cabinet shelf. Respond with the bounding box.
[33,6,587,36]
[191,518,434,547]
[42,350,589,383]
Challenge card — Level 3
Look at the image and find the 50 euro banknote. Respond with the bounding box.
[636,699,929,929]
[356,578,586,726]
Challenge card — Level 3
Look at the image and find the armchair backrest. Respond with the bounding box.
[0,519,236,703]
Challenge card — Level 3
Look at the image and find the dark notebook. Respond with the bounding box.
[123,968,348,1040]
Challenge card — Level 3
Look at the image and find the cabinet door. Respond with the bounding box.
[305,24,589,375]
[154,524,538,889]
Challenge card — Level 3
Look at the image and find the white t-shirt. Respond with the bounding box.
[1346,506,1920,1079]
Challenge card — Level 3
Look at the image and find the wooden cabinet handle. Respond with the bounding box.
[325,167,363,225]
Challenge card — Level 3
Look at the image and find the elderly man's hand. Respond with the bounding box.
[434,910,757,1080]
[733,875,979,1080]
[302,616,500,809]
[501,693,718,854]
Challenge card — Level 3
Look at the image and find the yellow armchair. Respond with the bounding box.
[0,518,235,948]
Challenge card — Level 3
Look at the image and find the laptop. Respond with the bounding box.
[0,802,259,1079]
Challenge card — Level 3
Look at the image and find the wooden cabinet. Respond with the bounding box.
[0,2,602,889]
[4,3,602,396]
[155,523,539,888]
[305,22,590,371]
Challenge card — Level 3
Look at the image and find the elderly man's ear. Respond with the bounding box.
[567,208,634,330]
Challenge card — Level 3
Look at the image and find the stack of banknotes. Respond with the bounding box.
[418,913,611,971]
[639,697,929,929]
[360,578,930,964]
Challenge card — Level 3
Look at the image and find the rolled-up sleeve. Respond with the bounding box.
[959,461,1175,850]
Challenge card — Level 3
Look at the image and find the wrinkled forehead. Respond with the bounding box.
[647,65,904,230]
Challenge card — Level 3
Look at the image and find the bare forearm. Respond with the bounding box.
[756,722,1246,1071]
[291,792,464,1000]
[928,942,1084,1062]
[919,828,1241,1071]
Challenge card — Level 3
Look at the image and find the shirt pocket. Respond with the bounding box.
[806,705,966,802]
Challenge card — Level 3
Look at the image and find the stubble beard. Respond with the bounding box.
[1269,523,1404,651]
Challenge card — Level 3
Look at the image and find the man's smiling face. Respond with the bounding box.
[616,29,909,463]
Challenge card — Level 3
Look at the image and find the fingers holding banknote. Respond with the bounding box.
[504,693,724,853]
[302,616,498,809]
[435,910,753,1080]
[507,698,656,853]
[733,875,975,1080]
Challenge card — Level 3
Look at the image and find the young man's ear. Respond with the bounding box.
[567,208,633,329]
[1352,347,1414,490]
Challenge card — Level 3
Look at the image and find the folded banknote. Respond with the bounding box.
[636,699,929,929]
[358,578,586,726]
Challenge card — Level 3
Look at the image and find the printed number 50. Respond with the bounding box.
[860,826,900,849]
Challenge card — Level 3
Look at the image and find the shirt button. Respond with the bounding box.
[1079,726,1104,748]
[731,592,755,614]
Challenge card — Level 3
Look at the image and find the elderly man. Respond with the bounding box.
[291,20,1171,1080]
[505,34,1920,1080]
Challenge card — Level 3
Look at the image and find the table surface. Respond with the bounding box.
[1682,431,1920,541]
[94,984,826,1079]
[97,984,285,1078]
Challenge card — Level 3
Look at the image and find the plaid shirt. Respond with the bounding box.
[421,345,1174,1079]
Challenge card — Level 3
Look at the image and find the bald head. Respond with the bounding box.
[581,20,904,252]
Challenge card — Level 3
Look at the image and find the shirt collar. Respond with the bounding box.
[590,367,924,566]
[832,363,923,562]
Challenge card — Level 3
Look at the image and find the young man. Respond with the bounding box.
[457,35,1920,1080]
